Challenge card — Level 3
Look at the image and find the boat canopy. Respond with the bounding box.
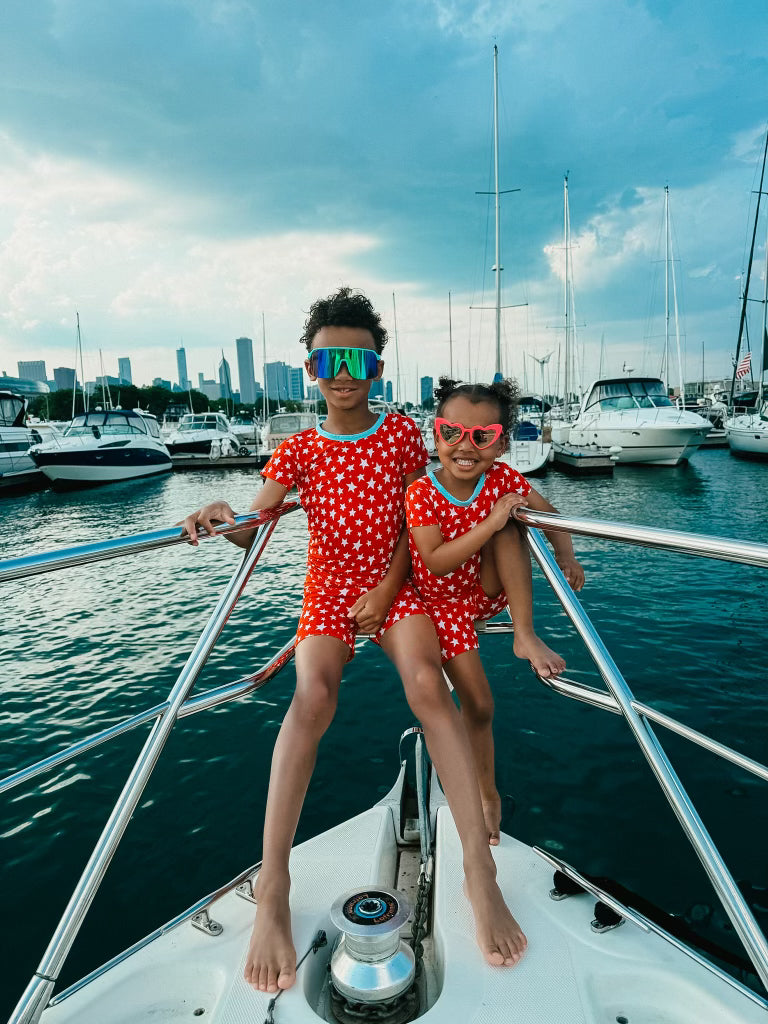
[583,377,674,413]
[268,413,317,433]
[0,391,26,428]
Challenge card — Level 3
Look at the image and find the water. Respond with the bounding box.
[2,450,768,1014]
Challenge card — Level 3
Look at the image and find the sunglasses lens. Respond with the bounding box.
[471,427,500,449]
[309,348,379,380]
[437,422,463,444]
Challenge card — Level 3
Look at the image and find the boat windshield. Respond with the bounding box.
[65,413,147,436]
[585,380,674,412]
[178,416,220,432]
[269,414,316,433]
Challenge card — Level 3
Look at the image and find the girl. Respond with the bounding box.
[406,376,584,844]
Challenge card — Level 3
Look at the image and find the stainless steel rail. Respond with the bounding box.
[0,637,297,796]
[524,526,768,991]
[536,674,768,784]
[514,506,768,568]
[8,504,299,1024]
[0,504,298,584]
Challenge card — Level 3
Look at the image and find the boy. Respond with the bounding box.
[182,288,526,994]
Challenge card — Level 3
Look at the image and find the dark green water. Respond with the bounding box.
[1,449,767,1014]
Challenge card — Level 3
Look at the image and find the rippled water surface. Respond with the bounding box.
[2,450,767,1013]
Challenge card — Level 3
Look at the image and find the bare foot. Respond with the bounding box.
[513,631,565,678]
[481,791,502,846]
[243,873,296,994]
[464,866,527,967]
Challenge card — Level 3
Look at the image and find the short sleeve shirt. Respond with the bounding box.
[405,461,531,603]
[263,412,429,591]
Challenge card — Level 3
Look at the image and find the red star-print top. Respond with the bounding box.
[405,461,531,602]
[263,412,429,590]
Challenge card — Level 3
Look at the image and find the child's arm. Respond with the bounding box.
[524,487,585,591]
[410,491,528,577]
[181,478,289,548]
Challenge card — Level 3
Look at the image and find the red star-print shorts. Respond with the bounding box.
[423,585,509,665]
[296,579,429,660]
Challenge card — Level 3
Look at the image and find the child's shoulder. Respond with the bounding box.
[488,459,529,491]
[382,411,422,434]
[406,469,433,496]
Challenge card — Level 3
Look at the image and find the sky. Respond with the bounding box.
[0,0,767,404]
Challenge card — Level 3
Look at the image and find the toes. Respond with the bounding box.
[277,965,296,991]
[256,965,268,992]
[266,965,279,994]
[489,831,500,846]
[485,947,505,967]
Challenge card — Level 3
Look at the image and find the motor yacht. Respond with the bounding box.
[558,377,711,466]
[262,412,319,452]
[0,391,48,494]
[29,408,172,488]
[166,413,245,456]
[727,399,768,460]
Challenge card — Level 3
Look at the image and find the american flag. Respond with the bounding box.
[735,351,752,379]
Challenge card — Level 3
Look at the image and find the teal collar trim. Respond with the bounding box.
[428,467,485,506]
[316,411,386,442]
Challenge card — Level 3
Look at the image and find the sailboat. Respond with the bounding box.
[481,46,552,476]
[562,187,711,465]
[726,129,768,460]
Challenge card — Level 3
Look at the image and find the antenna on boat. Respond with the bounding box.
[98,349,113,409]
[664,186,685,404]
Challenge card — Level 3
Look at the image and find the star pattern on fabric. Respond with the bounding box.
[404,461,529,664]
[263,414,430,655]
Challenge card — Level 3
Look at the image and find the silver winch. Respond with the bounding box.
[329,887,416,1005]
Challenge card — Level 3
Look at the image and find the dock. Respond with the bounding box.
[551,444,617,475]
[171,452,270,471]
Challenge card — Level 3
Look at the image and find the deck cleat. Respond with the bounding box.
[329,887,417,1020]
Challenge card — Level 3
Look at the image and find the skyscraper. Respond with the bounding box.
[385,380,393,403]
[420,375,434,404]
[370,379,384,399]
[218,357,233,401]
[265,361,291,401]
[53,367,76,391]
[118,358,132,385]
[18,360,47,383]
[289,366,305,402]
[176,347,189,391]
[236,337,257,405]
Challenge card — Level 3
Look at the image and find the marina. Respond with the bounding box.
[2,446,767,1020]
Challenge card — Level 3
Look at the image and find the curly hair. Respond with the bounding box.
[299,286,388,353]
[434,376,520,435]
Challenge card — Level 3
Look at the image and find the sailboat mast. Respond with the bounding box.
[448,291,453,378]
[730,129,768,404]
[493,44,502,379]
[760,205,768,406]
[72,313,80,420]
[262,312,268,421]
[392,292,401,405]
[664,186,670,388]
[563,175,571,419]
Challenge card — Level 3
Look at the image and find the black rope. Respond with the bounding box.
[264,929,327,1024]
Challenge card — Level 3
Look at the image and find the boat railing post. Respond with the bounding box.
[521,524,768,990]
[8,515,285,1024]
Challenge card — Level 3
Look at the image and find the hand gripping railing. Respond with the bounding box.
[512,505,768,993]
[6,503,299,1024]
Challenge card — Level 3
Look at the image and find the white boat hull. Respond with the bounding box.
[37,460,171,485]
[727,418,768,459]
[503,441,552,476]
[569,420,710,466]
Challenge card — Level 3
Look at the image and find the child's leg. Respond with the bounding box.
[480,522,565,678]
[244,634,349,994]
[381,615,527,966]
[444,650,501,845]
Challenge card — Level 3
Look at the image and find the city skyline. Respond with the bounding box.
[1,3,766,407]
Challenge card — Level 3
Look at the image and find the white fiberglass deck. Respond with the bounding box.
[42,799,765,1024]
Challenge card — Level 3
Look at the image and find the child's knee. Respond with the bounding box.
[291,674,339,732]
[402,660,451,720]
[461,689,495,727]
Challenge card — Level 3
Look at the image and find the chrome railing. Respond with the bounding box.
[512,505,768,992]
[5,504,300,1024]
[4,503,768,1018]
